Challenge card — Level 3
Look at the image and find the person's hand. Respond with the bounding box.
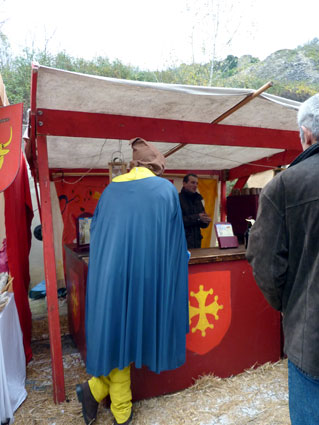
[199,213,212,223]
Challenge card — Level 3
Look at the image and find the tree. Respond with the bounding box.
[0,0,11,68]
[184,0,254,85]
[221,55,238,77]
[0,31,10,68]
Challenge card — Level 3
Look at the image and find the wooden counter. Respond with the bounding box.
[189,246,246,264]
[79,245,247,265]
[65,243,282,401]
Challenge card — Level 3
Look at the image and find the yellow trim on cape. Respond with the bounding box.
[112,167,156,182]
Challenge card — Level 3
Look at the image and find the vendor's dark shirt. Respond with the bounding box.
[179,188,208,249]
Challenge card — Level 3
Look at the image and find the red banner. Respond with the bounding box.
[0,103,23,192]
[186,270,232,355]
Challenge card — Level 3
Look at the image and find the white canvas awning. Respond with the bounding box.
[32,65,302,173]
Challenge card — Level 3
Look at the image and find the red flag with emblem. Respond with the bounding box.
[0,103,23,192]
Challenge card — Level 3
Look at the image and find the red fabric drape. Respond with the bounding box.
[4,152,34,363]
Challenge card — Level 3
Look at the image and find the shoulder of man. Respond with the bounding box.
[258,170,290,217]
[261,172,282,197]
[261,159,310,201]
[194,192,203,201]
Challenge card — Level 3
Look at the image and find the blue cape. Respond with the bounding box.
[85,176,189,377]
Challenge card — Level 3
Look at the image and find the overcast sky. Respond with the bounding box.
[2,0,319,70]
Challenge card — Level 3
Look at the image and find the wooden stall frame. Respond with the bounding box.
[29,63,301,402]
[37,135,65,403]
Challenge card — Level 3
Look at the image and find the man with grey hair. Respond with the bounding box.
[246,94,319,424]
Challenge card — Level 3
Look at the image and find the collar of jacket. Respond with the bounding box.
[289,142,319,168]
[181,187,203,200]
[112,166,156,182]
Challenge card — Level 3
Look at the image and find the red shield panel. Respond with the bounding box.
[186,270,231,355]
[0,103,23,192]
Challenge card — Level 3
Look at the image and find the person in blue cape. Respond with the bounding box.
[76,137,189,425]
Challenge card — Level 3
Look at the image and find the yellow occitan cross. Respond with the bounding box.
[189,285,223,337]
[0,126,12,169]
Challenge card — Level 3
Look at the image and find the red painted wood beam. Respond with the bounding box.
[228,149,301,180]
[30,64,38,148]
[35,108,300,150]
[220,181,227,221]
[33,174,42,221]
[28,63,39,175]
[37,134,65,403]
[233,176,249,189]
[49,168,221,177]
[165,169,220,176]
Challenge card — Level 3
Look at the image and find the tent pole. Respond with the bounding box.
[210,81,273,125]
[164,81,273,158]
[37,134,65,403]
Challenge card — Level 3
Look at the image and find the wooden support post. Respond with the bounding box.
[33,175,42,221]
[233,176,249,191]
[220,180,227,222]
[37,134,65,403]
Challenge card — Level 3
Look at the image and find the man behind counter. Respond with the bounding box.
[179,173,212,249]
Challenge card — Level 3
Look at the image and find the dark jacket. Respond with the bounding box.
[179,188,208,249]
[246,147,319,377]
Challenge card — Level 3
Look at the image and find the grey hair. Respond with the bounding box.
[297,94,319,142]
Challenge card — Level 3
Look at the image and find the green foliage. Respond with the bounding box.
[220,55,238,77]
[1,48,34,108]
[268,81,319,102]
[156,63,210,85]
[226,180,237,196]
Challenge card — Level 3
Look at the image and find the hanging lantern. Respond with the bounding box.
[109,150,127,181]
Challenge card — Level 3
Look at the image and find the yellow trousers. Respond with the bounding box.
[88,365,132,424]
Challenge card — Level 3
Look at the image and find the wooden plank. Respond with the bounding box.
[37,134,65,403]
[188,246,246,264]
[27,64,39,174]
[228,149,301,180]
[233,176,249,190]
[220,181,227,222]
[36,108,301,150]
